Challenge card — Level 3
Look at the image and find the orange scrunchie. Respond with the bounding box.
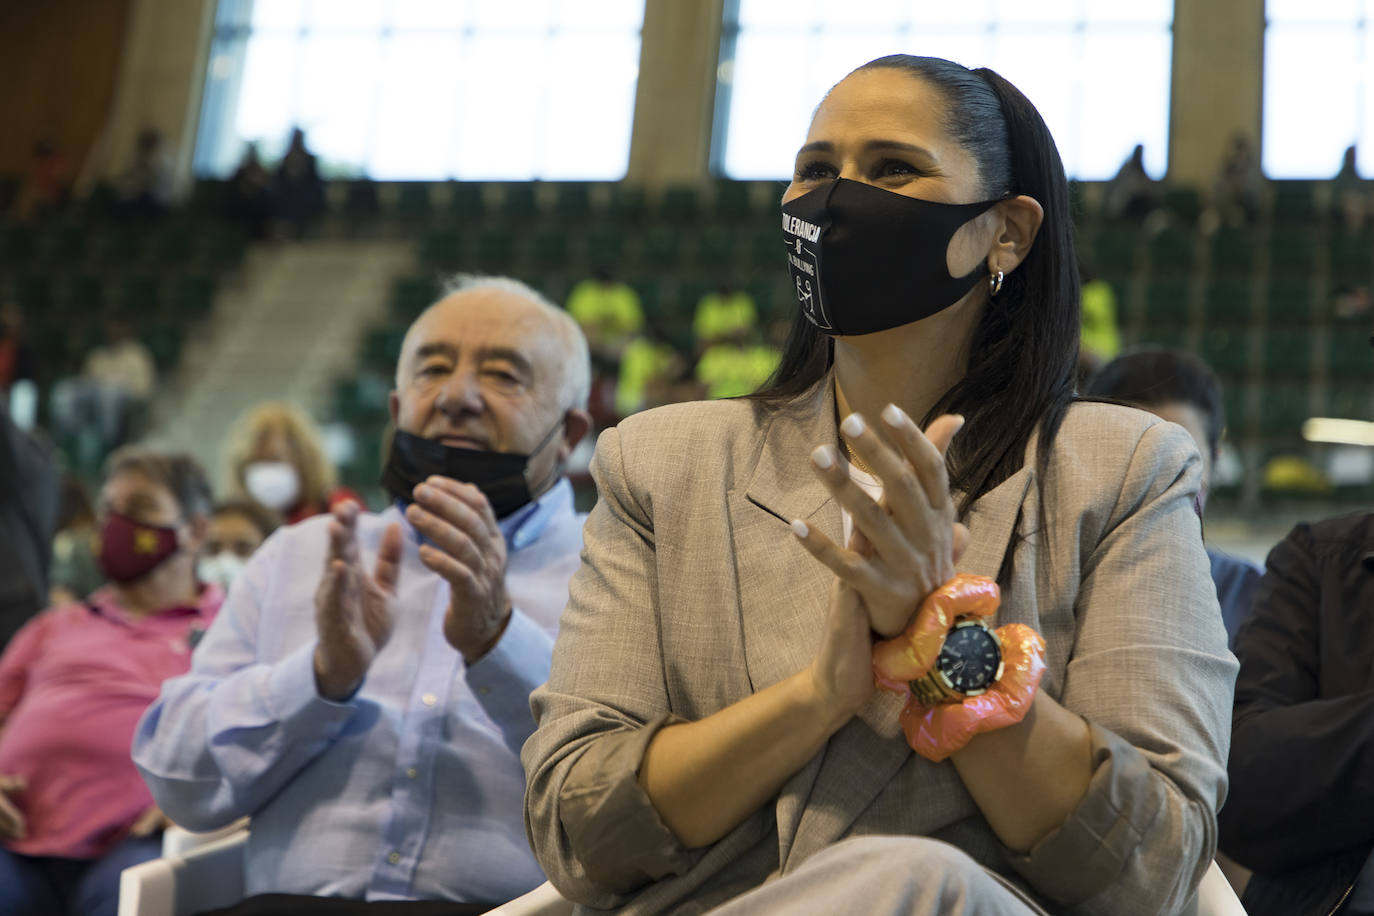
[872,574,1047,762]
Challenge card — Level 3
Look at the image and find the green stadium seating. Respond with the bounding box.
[659,186,701,224]
[1199,326,1250,377]
[1268,228,1316,277]
[1202,277,1252,325]
[1270,181,1317,224]
[1329,327,1372,378]
[171,273,216,317]
[528,226,569,269]
[1144,277,1192,325]
[607,185,645,223]
[120,274,160,313]
[1330,230,1372,286]
[1255,382,1311,436]
[65,273,103,308]
[473,224,516,270]
[48,223,88,262]
[1209,227,1255,275]
[1161,187,1202,226]
[447,181,485,220]
[0,224,37,263]
[13,273,52,309]
[1328,385,1371,419]
[419,227,462,268]
[551,182,592,222]
[713,181,753,221]
[1149,227,1196,274]
[584,223,627,267]
[1262,277,1315,325]
[391,275,437,318]
[638,225,680,268]
[1260,328,1314,377]
[494,183,537,221]
[696,225,737,268]
[394,183,433,225]
[1088,226,1138,275]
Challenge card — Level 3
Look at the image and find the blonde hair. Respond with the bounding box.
[224,402,337,511]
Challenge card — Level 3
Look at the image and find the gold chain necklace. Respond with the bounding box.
[840,437,875,475]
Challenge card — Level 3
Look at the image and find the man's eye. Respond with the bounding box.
[419,364,449,377]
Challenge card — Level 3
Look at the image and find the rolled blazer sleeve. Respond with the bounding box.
[523,426,697,907]
[1010,419,1238,915]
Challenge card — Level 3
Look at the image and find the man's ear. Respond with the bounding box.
[388,391,399,425]
[989,194,1045,276]
[558,408,594,461]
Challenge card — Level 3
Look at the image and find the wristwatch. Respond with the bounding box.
[908,618,1004,706]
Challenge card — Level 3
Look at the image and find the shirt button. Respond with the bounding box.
[388,851,401,865]
[406,767,418,779]
[421,693,437,707]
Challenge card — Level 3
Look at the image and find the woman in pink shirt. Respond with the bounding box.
[0,447,223,916]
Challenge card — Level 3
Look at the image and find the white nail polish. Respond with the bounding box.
[840,413,865,438]
[882,403,906,427]
[811,445,835,469]
[791,519,809,538]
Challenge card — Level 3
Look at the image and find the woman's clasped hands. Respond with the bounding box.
[794,404,968,715]
[793,404,1046,760]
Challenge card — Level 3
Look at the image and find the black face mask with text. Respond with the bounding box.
[781,178,1003,336]
[381,420,564,519]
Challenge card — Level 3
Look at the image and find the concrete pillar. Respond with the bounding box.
[87,0,217,198]
[625,0,726,187]
[1169,0,1266,185]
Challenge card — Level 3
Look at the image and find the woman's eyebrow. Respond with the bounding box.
[796,139,938,159]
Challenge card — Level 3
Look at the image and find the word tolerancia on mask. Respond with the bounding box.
[780,178,1004,336]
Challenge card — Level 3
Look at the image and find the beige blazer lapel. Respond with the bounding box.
[783,460,1035,870]
[728,378,841,865]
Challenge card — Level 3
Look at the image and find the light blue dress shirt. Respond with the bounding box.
[132,479,584,904]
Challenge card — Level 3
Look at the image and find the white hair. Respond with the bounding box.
[412,273,592,411]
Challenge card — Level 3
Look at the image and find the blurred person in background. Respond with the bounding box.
[0,303,40,426]
[566,263,644,369]
[1219,509,1374,916]
[1076,258,1121,383]
[1333,145,1369,233]
[196,499,281,593]
[1104,143,1161,224]
[0,402,58,649]
[272,127,325,238]
[50,319,157,453]
[692,278,758,349]
[115,126,174,218]
[47,475,104,608]
[1085,347,1261,646]
[224,401,361,525]
[226,142,272,241]
[1207,133,1262,230]
[0,448,220,916]
[15,140,69,220]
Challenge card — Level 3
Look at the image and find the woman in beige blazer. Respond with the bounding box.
[524,55,1236,915]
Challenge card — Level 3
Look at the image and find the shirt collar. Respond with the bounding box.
[86,582,222,627]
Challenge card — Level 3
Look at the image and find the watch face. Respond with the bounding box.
[936,621,1002,694]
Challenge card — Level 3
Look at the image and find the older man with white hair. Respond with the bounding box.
[133,276,592,914]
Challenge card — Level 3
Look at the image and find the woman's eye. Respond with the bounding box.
[877,159,920,178]
[796,161,836,181]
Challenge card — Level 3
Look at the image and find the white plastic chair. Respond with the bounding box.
[118,825,572,916]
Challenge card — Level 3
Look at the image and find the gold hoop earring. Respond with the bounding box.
[989,269,1004,297]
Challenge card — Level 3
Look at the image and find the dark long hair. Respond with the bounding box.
[750,55,1080,513]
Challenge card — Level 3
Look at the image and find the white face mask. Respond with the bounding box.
[244,461,301,512]
[197,551,247,590]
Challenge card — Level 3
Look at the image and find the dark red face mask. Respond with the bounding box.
[98,513,180,583]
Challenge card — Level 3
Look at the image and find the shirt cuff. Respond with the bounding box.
[465,608,554,727]
[261,640,359,737]
[559,714,698,893]
[1003,723,1165,904]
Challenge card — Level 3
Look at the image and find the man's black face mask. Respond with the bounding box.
[781,178,1003,336]
[381,419,563,519]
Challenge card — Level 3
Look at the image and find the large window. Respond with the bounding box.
[1264,0,1374,178]
[714,0,1173,181]
[194,0,644,180]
